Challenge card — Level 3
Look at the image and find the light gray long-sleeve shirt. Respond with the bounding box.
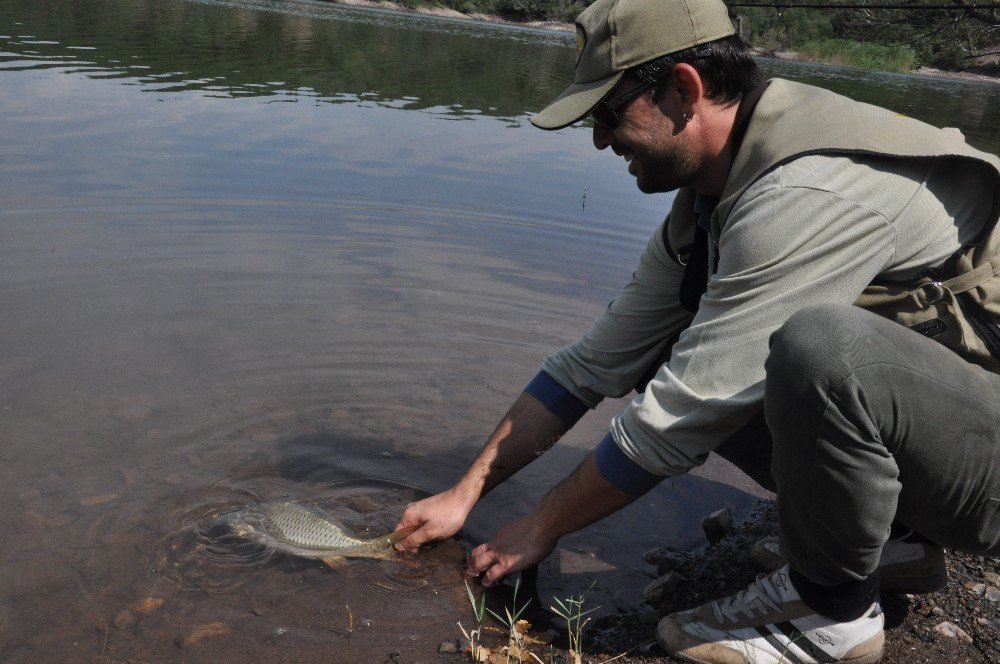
[542,153,993,477]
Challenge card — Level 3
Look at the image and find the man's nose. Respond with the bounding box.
[593,123,613,150]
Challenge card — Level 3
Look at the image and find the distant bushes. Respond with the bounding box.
[797,38,918,72]
[400,0,994,73]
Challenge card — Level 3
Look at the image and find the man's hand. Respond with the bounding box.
[466,515,557,586]
[394,487,475,551]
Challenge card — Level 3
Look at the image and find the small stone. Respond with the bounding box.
[964,582,986,596]
[977,617,1000,630]
[701,508,732,545]
[45,515,71,529]
[131,597,163,615]
[751,536,785,572]
[931,607,945,617]
[933,621,973,642]
[177,622,230,647]
[644,547,686,576]
[437,641,457,653]
[113,610,135,630]
[17,488,42,502]
[80,493,118,507]
[120,468,143,487]
[984,571,1000,586]
[985,586,1000,602]
[644,571,684,605]
[381,451,392,458]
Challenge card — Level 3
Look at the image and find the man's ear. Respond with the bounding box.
[671,63,705,107]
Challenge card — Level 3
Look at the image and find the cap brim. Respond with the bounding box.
[531,71,624,130]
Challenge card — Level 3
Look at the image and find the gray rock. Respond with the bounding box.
[643,547,687,576]
[965,582,987,596]
[702,508,732,545]
[985,585,1000,602]
[933,621,973,643]
[644,571,685,605]
[984,571,1000,586]
[931,607,945,617]
[750,536,785,572]
[437,641,458,654]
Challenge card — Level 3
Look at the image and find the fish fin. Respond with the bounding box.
[384,524,419,545]
[322,556,349,572]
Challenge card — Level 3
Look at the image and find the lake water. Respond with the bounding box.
[1,0,998,661]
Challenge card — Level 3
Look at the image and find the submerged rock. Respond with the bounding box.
[177,622,231,647]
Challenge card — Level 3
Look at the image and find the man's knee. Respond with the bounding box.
[765,304,866,410]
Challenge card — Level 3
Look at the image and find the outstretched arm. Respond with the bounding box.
[395,390,569,550]
[466,451,639,586]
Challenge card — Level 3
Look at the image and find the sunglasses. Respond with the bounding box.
[590,80,655,130]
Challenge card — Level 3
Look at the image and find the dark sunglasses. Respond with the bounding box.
[590,79,655,130]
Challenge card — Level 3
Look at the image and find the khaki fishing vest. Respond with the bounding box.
[667,78,1000,372]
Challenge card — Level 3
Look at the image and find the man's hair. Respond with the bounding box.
[629,35,762,106]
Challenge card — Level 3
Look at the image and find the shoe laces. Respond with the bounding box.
[711,572,784,624]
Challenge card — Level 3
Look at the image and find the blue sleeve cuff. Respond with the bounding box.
[524,370,589,428]
[594,432,664,496]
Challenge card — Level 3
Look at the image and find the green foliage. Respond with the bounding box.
[549,582,599,664]
[797,38,918,72]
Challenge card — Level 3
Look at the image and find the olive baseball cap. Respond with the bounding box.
[531,0,735,130]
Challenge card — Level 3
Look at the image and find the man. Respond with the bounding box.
[396,0,1000,661]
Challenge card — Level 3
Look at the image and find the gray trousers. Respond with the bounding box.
[715,304,1000,586]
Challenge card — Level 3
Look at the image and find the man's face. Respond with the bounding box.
[591,77,698,194]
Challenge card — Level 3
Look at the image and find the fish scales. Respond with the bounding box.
[232,501,417,564]
[262,502,366,550]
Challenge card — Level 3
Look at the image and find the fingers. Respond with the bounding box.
[466,542,510,587]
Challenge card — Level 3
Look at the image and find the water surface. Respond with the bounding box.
[1,0,998,661]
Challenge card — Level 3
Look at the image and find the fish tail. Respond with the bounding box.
[384,524,418,545]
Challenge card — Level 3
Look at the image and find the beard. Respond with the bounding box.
[632,142,699,194]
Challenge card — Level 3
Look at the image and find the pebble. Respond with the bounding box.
[131,597,163,615]
[964,582,987,596]
[750,536,785,572]
[643,547,688,576]
[437,641,457,653]
[977,617,999,630]
[644,571,684,605]
[176,622,230,647]
[985,586,1000,602]
[933,621,973,643]
[701,508,732,545]
[984,571,1000,586]
[931,607,945,617]
[80,492,118,507]
[638,642,657,655]
[113,610,135,630]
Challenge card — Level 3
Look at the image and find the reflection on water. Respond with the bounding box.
[1,0,998,661]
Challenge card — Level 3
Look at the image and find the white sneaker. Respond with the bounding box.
[657,565,885,664]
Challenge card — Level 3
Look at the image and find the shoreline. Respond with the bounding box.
[330,0,999,83]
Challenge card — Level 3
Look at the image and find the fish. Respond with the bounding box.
[232,501,417,570]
